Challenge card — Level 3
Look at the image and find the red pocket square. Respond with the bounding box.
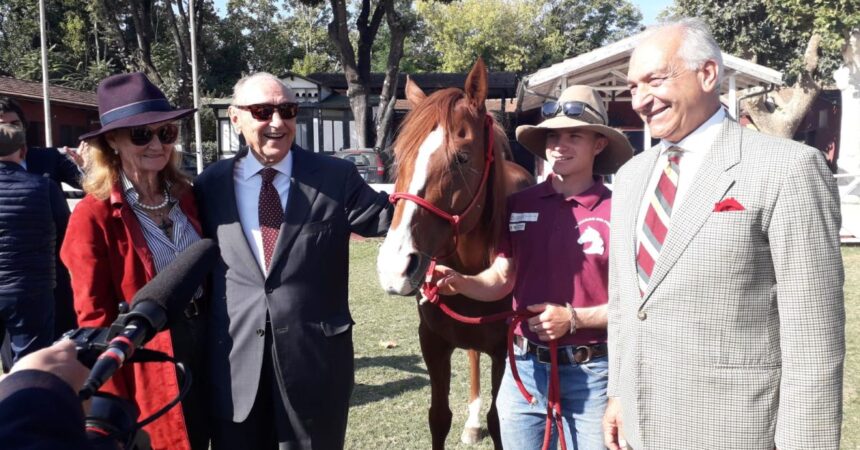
[714,197,745,212]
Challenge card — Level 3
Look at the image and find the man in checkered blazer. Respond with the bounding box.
[602,18,845,450]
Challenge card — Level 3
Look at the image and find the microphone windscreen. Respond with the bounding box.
[130,239,218,319]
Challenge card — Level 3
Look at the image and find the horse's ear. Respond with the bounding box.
[465,58,488,111]
[405,75,426,108]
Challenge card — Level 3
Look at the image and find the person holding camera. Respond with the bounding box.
[0,340,92,450]
[60,73,207,450]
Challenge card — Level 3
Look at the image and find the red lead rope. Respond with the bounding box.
[420,261,568,450]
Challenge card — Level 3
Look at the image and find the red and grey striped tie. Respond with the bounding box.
[636,147,682,296]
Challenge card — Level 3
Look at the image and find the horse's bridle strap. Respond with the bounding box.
[388,114,495,261]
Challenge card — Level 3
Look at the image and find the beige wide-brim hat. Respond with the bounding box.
[516,85,634,175]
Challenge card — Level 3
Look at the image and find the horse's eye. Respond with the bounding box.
[455,151,470,164]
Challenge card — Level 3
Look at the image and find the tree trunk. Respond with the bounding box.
[374,5,407,152]
[127,0,163,84]
[327,0,387,149]
[742,34,822,139]
[834,29,860,200]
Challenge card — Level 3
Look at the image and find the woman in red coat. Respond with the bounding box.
[60,73,207,450]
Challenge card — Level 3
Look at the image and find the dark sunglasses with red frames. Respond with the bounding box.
[128,123,180,146]
[234,103,299,121]
[540,100,605,125]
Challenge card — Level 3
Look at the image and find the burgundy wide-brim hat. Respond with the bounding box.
[79,72,196,141]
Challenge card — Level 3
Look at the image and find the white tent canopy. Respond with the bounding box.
[518,31,783,121]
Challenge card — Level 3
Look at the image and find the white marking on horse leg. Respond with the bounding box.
[465,396,482,428]
[461,396,483,444]
[377,126,446,295]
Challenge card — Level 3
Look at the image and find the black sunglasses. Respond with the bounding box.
[234,103,299,121]
[540,101,605,124]
[128,123,179,146]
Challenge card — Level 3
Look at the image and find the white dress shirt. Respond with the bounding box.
[636,109,725,244]
[234,150,294,273]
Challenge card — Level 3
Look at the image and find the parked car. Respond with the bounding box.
[334,148,386,183]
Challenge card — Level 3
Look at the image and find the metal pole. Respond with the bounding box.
[38,0,53,146]
[189,0,204,174]
[728,74,738,119]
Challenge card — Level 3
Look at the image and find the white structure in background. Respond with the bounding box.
[210,73,360,158]
[833,29,860,242]
[518,31,783,152]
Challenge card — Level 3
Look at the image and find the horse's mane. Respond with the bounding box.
[393,88,509,267]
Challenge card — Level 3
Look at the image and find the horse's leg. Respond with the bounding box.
[461,349,482,444]
[486,350,506,450]
[419,320,455,450]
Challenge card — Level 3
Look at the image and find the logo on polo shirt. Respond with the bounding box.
[578,227,604,255]
[577,217,610,256]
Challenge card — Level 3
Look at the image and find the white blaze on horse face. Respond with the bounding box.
[378,126,446,295]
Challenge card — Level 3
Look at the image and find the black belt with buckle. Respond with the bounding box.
[514,335,607,365]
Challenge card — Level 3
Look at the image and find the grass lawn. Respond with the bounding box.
[842,247,860,449]
[345,241,860,449]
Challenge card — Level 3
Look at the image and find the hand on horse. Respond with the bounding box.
[433,264,464,296]
[526,303,573,341]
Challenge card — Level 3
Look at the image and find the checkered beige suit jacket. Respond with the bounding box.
[607,118,845,450]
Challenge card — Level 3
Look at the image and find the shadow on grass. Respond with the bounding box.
[352,354,429,407]
[355,354,426,374]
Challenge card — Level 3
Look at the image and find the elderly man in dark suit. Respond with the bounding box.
[194,73,392,450]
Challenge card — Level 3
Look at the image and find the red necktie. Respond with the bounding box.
[259,167,283,270]
[636,147,682,296]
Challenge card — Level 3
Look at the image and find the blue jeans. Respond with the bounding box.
[497,341,608,450]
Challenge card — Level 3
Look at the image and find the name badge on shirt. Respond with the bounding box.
[510,212,539,222]
[509,223,526,232]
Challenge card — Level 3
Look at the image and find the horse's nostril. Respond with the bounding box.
[405,253,420,277]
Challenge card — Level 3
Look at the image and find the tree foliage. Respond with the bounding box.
[669,0,860,137]
[541,0,642,65]
[413,0,641,73]
[671,0,858,84]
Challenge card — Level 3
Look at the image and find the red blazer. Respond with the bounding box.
[60,182,202,450]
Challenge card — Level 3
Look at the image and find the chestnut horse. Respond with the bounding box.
[377,59,532,449]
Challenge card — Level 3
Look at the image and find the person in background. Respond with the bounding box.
[0,121,68,365]
[60,72,208,450]
[0,97,80,340]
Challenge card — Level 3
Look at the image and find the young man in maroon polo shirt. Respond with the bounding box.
[434,85,633,450]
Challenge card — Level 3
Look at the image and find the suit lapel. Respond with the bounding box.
[217,158,266,283]
[266,148,322,277]
[641,118,742,305]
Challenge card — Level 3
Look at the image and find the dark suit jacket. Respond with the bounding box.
[25,147,83,190]
[194,146,392,447]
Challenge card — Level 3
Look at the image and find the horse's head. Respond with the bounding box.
[378,59,500,295]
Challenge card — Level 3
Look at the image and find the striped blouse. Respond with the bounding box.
[120,173,202,282]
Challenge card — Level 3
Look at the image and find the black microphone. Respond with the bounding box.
[79,239,218,399]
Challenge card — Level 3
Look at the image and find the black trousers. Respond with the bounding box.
[170,311,209,450]
[211,322,314,450]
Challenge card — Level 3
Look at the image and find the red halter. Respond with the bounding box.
[388,114,495,260]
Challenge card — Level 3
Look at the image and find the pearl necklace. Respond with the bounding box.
[136,189,170,211]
